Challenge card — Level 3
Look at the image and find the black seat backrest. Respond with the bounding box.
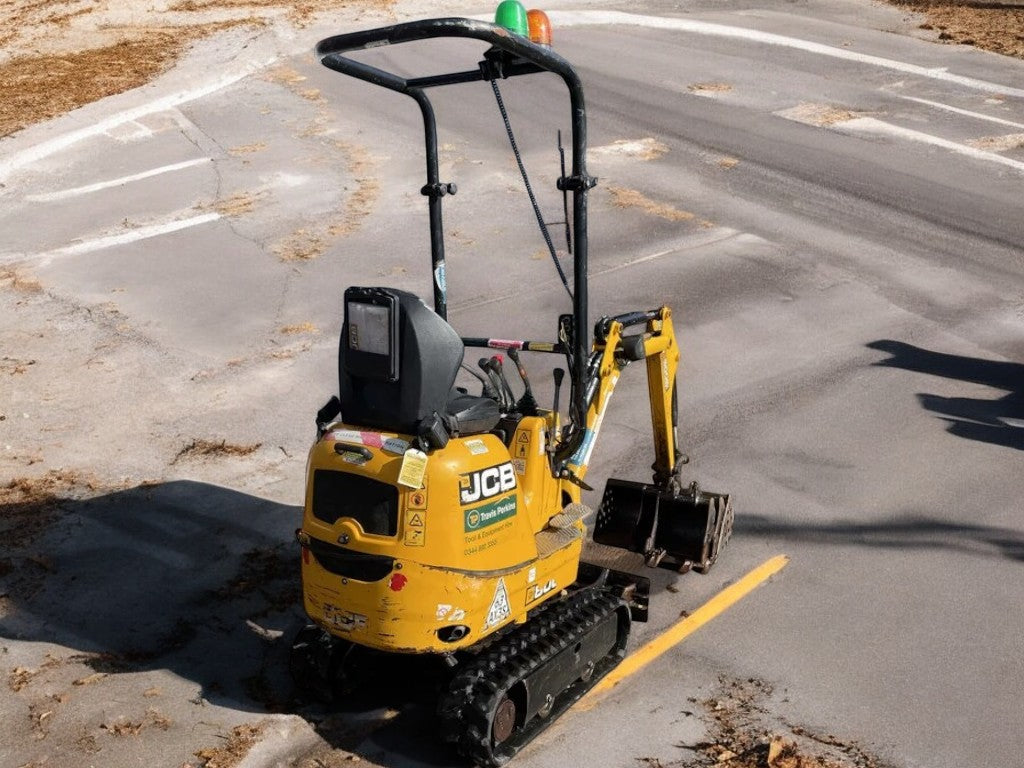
[338,287,462,435]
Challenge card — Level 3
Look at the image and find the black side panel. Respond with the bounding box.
[312,469,398,536]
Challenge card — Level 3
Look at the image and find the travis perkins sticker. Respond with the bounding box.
[459,462,516,505]
[464,497,517,533]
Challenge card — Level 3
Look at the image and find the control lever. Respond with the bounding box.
[462,363,498,400]
[487,355,518,411]
[549,367,565,451]
[478,358,508,409]
[551,367,565,413]
[507,348,538,415]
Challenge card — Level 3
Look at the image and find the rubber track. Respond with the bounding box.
[437,588,627,767]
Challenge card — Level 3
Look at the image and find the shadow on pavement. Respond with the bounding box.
[868,339,1024,451]
[1,480,302,707]
[0,479,469,766]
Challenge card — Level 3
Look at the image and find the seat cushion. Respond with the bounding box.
[445,393,501,436]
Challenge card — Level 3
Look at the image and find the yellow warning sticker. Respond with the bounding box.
[408,490,427,509]
[404,527,425,546]
[397,448,428,488]
[408,512,424,528]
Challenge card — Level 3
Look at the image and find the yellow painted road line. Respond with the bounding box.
[577,554,789,709]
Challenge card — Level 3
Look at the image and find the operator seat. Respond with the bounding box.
[338,287,500,444]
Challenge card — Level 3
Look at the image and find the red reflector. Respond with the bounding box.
[389,573,408,592]
[302,546,310,565]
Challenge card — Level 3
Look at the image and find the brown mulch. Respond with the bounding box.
[891,0,1024,58]
[0,1,393,139]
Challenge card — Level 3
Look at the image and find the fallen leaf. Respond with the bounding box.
[73,672,107,686]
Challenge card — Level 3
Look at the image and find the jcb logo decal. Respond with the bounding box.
[459,462,516,505]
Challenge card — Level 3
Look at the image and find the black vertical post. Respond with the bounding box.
[564,73,590,435]
[413,90,447,320]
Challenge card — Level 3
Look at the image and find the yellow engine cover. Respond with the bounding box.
[299,419,582,654]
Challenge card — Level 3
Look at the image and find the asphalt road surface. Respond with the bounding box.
[2,2,1022,768]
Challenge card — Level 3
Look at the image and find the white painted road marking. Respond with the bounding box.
[839,117,1024,173]
[898,96,1024,130]
[546,11,1024,100]
[11,212,223,265]
[25,158,213,202]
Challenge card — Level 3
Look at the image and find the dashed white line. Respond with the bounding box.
[595,227,742,276]
[838,117,1024,173]
[898,96,1024,130]
[25,158,213,202]
[547,11,1024,100]
[41,212,221,261]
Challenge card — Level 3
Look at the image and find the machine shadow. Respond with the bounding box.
[868,339,1024,451]
[0,480,306,710]
[735,513,1024,563]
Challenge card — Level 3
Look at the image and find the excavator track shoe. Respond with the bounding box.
[438,587,629,767]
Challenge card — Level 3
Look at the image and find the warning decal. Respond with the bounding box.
[483,578,512,630]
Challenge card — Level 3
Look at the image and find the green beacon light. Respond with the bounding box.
[494,0,529,36]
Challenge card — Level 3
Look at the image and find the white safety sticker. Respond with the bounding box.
[436,604,466,622]
[465,438,489,455]
[483,578,511,630]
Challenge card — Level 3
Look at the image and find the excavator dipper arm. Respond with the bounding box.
[565,307,681,485]
[566,306,733,574]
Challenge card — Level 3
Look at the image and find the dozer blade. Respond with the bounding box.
[593,478,733,573]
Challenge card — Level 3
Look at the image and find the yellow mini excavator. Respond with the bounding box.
[291,6,733,766]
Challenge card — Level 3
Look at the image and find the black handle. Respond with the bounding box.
[334,442,373,460]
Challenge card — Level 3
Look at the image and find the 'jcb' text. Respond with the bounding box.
[459,462,516,505]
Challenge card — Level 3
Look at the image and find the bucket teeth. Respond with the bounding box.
[693,492,733,574]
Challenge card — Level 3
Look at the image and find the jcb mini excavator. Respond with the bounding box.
[291,6,733,766]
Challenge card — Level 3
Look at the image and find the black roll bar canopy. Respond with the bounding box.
[315,18,595,456]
